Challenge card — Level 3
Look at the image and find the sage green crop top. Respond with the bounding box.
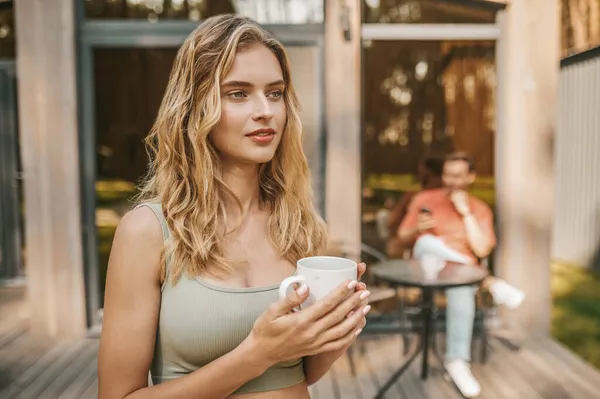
[140,203,305,393]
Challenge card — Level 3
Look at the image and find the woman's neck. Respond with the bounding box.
[221,162,261,217]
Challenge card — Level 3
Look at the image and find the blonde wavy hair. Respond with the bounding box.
[137,14,328,283]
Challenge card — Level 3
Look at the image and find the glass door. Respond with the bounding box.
[359,0,502,257]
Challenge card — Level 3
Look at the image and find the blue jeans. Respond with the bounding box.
[445,285,477,362]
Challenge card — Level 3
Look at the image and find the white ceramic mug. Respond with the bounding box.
[279,256,358,309]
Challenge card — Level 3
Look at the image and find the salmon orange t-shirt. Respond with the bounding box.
[398,188,496,263]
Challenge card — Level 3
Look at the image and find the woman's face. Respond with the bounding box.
[210,44,287,166]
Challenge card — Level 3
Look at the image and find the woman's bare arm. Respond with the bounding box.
[98,208,269,399]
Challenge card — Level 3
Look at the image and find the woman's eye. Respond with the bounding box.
[269,90,283,99]
[228,91,246,99]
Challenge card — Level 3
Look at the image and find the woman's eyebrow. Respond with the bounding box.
[221,79,285,89]
[221,80,253,89]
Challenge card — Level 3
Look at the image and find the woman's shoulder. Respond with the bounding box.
[114,206,165,251]
[106,206,165,287]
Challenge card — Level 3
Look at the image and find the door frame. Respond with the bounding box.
[77,16,326,328]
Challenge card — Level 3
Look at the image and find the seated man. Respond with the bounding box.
[397,151,524,398]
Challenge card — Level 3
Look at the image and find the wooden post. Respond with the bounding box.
[14,0,87,338]
[325,0,362,257]
[495,0,559,336]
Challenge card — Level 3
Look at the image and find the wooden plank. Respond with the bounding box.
[326,361,342,399]
[80,376,98,399]
[2,307,600,399]
[364,335,408,399]
[493,339,572,399]
[331,349,362,399]
[360,336,408,399]
[0,335,54,392]
[0,321,28,350]
[523,339,600,398]
[535,337,600,389]
[472,340,542,399]
[347,340,380,399]
[14,340,89,399]
[0,340,73,399]
[515,340,598,399]
[41,340,99,398]
[427,334,465,399]
[406,358,459,399]
[372,334,457,399]
[58,352,98,399]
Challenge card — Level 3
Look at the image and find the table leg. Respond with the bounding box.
[421,288,433,380]
[374,339,421,399]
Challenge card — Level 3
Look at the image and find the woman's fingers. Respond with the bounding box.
[299,280,356,323]
[315,317,366,354]
[314,290,369,332]
[315,305,370,345]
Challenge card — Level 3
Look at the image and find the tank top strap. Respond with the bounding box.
[135,202,171,290]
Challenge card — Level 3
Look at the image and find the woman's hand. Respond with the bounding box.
[302,262,370,385]
[247,271,370,367]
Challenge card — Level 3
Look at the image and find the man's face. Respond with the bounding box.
[442,160,475,191]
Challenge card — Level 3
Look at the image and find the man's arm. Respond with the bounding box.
[397,195,435,245]
[456,196,496,259]
[461,213,494,259]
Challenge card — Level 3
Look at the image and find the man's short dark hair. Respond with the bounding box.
[445,151,475,172]
[421,156,444,177]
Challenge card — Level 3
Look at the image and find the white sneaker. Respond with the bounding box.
[489,280,525,309]
[445,359,481,398]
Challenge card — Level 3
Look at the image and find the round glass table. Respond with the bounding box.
[370,259,488,399]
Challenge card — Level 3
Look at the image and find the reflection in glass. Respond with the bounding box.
[85,0,324,24]
[362,0,499,24]
[361,40,496,253]
[94,48,178,303]
[0,3,15,59]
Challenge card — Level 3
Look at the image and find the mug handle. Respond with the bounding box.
[279,275,307,312]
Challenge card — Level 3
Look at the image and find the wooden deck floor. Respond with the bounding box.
[2,286,600,399]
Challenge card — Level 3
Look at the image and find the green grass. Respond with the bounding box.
[551,262,600,370]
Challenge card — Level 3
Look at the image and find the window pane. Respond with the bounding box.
[362,0,498,24]
[361,39,496,254]
[0,4,15,59]
[84,0,324,24]
[94,48,177,302]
